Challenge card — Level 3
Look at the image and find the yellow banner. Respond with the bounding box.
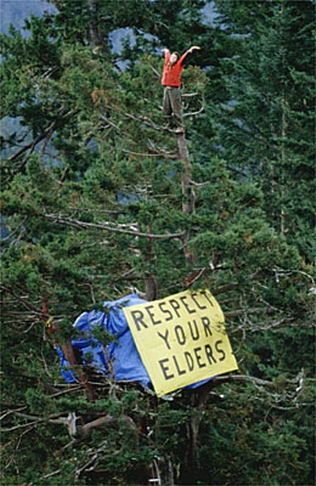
[123,289,238,396]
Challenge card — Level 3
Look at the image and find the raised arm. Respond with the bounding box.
[179,45,201,65]
[162,48,170,62]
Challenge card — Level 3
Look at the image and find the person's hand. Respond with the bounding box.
[189,45,201,52]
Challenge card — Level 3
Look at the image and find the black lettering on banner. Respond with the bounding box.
[205,344,217,364]
[173,355,186,375]
[201,316,212,337]
[158,302,173,321]
[194,346,207,368]
[179,295,196,314]
[191,292,207,310]
[146,304,161,326]
[159,358,174,380]
[215,340,226,361]
[130,309,148,331]
[184,351,194,371]
[201,290,214,307]
[169,299,181,318]
[174,325,186,345]
[188,320,200,340]
[157,329,171,350]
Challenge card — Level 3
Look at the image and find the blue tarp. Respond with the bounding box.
[57,293,151,387]
[57,293,211,392]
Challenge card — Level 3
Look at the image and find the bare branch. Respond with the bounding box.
[225,307,267,317]
[0,285,44,316]
[213,374,277,387]
[189,179,210,188]
[1,411,73,433]
[99,114,120,130]
[232,316,299,333]
[124,112,175,134]
[0,407,26,421]
[43,213,185,240]
[183,105,204,118]
[147,138,178,159]
[78,414,137,438]
[149,65,160,78]
[122,148,172,158]
[182,92,199,98]
[273,266,315,285]
[40,470,61,481]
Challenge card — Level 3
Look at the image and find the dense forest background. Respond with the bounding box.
[1,1,315,485]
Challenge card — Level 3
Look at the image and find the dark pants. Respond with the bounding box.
[163,87,183,128]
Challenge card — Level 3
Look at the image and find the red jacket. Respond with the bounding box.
[161,49,190,87]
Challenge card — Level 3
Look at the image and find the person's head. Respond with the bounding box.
[170,52,179,65]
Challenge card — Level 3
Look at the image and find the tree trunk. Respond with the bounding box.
[61,341,96,401]
[280,92,287,236]
[176,132,196,265]
[87,0,107,52]
[179,381,215,484]
[144,225,159,300]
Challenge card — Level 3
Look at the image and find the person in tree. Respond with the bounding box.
[161,46,201,133]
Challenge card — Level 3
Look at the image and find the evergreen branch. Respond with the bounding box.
[7,109,77,166]
[210,371,312,411]
[1,412,70,432]
[124,112,175,133]
[212,370,307,392]
[75,448,103,479]
[48,386,82,398]
[99,114,121,130]
[225,307,268,317]
[213,374,278,388]
[213,283,240,294]
[272,267,315,285]
[0,407,27,421]
[2,409,138,443]
[235,317,313,332]
[146,138,178,159]
[8,120,57,163]
[43,213,185,240]
[122,148,175,158]
[0,285,45,316]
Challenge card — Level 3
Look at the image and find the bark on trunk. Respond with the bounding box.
[87,0,107,52]
[61,341,96,401]
[176,132,196,265]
